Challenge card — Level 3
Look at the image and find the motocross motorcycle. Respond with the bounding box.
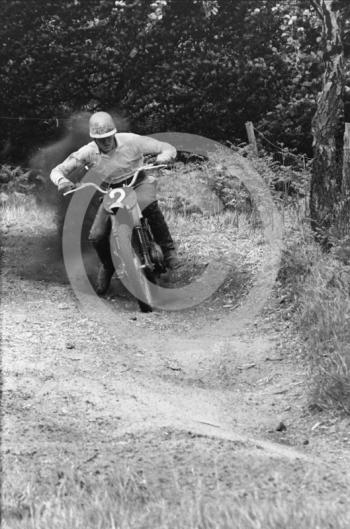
[64,164,167,312]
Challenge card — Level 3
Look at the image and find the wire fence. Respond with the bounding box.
[252,124,310,168]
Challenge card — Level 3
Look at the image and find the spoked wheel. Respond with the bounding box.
[110,223,158,312]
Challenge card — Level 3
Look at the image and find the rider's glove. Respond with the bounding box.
[155,154,175,167]
[58,180,76,195]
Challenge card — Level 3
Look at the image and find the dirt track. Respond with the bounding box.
[2,214,350,523]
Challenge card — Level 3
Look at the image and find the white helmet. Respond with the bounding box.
[89,111,117,138]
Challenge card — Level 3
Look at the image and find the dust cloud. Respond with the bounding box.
[29,110,130,207]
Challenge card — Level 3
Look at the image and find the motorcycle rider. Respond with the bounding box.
[50,111,179,295]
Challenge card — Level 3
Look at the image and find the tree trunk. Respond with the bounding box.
[343,122,350,193]
[310,0,344,235]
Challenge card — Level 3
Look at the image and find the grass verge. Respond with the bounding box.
[2,463,349,529]
[278,213,350,414]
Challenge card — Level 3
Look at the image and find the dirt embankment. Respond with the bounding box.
[1,209,350,527]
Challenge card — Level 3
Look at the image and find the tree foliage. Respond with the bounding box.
[0,0,324,162]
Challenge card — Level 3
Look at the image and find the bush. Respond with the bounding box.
[0,165,36,194]
[0,1,323,162]
[198,160,253,215]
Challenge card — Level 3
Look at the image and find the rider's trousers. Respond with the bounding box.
[88,180,175,271]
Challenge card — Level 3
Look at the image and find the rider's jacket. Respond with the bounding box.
[50,132,176,187]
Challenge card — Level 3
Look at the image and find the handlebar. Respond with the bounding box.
[127,163,167,187]
[63,163,167,196]
[63,182,107,196]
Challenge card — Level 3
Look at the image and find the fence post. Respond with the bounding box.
[245,121,258,156]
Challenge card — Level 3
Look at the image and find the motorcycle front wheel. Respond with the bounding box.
[110,223,158,312]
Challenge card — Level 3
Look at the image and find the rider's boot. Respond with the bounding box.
[163,249,181,270]
[96,264,114,296]
[88,205,116,295]
[143,201,180,270]
[91,238,115,295]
